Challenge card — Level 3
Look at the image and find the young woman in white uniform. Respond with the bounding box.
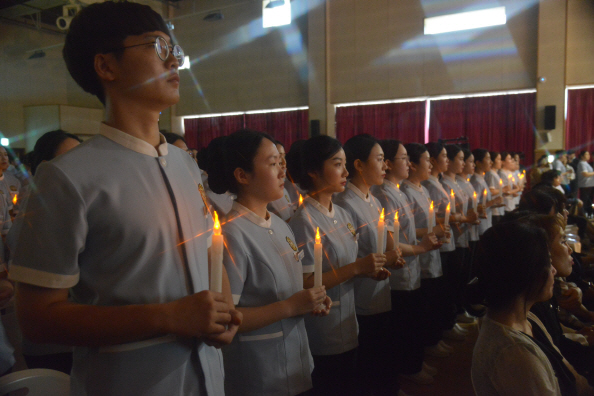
[289,135,388,396]
[485,151,506,226]
[372,140,442,386]
[334,134,403,393]
[207,129,331,396]
[268,140,295,222]
[498,151,520,213]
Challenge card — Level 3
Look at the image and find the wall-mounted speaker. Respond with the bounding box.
[544,105,556,130]
[310,120,320,137]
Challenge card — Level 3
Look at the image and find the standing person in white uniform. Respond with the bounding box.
[334,134,400,394]
[470,149,504,240]
[372,140,442,388]
[9,3,241,395]
[289,135,390,396]
[553,150,570,195]
[498,151,520,213]
[577,151,594,217]
[485,151,506,226]
[207,129,330,396]
[285,140,307,207]
[268,140,295,221]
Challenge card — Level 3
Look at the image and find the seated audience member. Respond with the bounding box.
[472,221,593,396]
[577,151,594,217]
[554,151,571,195]
[532,154,552,187]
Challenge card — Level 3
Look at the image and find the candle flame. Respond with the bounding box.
[430,201,434,210]
[12,195,17,205]
[394,211,399,221]
[508,174,512,179]
[299,194,303,205]
[213,211,221,236]
[473,191,477,199]
[446,202,450,211]
[467,177,471,182]
[484,190,487,197]
[499,179,503,186]
[397,184,400,189]
[315,227,321,244]
[380,208,385,221]
[451,190,455,198]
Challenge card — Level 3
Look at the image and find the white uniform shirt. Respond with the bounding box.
[578,161,594,188]
[268,188,295,221]
[470,173,493,235]
[553,160,569,185]
[201,171,234,216]
[289,197,358,356]
[485,170,505,217]
[222,202,313,396]
[400,180,443,279]
[284,179,301,212]
[0,173,19,211]
[9,124,221,396]
[422,175,456,252]
[334,182,391,315]
[440,174,470,248]
[457,175,480,242]
[371,180,421,291]
[498,169,516,212]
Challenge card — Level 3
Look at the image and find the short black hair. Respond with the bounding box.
[425,142,444,160]
[291,136,343,192]
[405,143,427,164]
[162,132,186,145]
[539,169,561,185]
[380,140,403,163]
[473,148,489,163]
[579,150,589,160]
[445,144,463,161]
[32,130,82,175]
[343,134,379,178]
[63,1,170,105]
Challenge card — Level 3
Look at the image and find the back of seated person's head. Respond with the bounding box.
[196,147,208,171]
[519,185,566,216]
[63,1,171,106]
[475,221,552,312]
[539,169,561,186]
[32,130,82,175]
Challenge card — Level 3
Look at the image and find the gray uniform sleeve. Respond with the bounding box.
[10,163,84,288]
[222,231,249,305]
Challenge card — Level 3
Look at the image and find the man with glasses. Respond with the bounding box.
[9,2,240,395]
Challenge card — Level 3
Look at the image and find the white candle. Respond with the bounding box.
[377,208,385,254]
[472,191,477,209]
[450,190,456,214]
[314,227,323,288]
[210,211,224,293]
[428,201,435,231]
[393,211,400,246]
[482,189,487,207]
[444,202,450,226]
[498,179,503,199]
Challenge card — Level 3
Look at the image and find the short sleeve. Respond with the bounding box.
[490,345,561,396]
[9,162,84,289]
[289,213,315,274]
[222,231,249,305]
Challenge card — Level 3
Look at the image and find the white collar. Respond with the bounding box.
[232,201,272,228]
[402,179,423,193]
[347,182,371,202]
[456,174,471,183]
[473,172,485,180]
[305,196,335,218]
[384,178,400,192]
[100,123,168,158]
[442,173,458,184]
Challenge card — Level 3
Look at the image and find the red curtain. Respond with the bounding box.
[244,109,309,148]
[566,88,594,155]
[429,93,536,167]
[335,101,426,144]
[184,115,244,150]
[183,109,309,150]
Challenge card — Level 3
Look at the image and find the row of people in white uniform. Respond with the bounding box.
[193,130,528,395]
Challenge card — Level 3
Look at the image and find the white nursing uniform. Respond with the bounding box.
[422,175,456,253]
[485,170,505,217]
[498,169,516,212]
[334,183,391,315]
[9,124,222,396]
[457,175,480,242]
[440,174,469,248]
[268,188,295,221]
[470,173,493,235]
[201,171,234,216]
[371,180,421,291]
[289,197,359,356]
[222,202,313,396]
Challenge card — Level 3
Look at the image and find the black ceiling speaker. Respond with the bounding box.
[544,105,556,130]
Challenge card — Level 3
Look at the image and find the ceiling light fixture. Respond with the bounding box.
[263,0,291,28]
[424,6,506,35]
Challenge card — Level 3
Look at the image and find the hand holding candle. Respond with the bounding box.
[377,208,385,254]
[210,211,224,293]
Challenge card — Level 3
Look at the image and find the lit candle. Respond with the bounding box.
[314,227,323,288]
[393,211,400,246]
[444,202,450,226]
[12,194,17,206]
[499,179,503,198]
[210,211,224,293]
[377,208,385,254]
[472,191,477,209]
[482,189,487,207]
[299,194,303,206]
[428,201,435,231]
[450,190,456,214]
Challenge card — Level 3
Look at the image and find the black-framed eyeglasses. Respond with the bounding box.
[394,156,410,162]
[116,36,184,67]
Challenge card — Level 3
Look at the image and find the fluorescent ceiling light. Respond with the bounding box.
[263,0,291,28]
[179,56,190,70]
[424,6,506,35]
[0,139,9,147]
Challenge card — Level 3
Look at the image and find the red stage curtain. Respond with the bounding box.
[184,115,245,150]
[566,88,594,155]
[244,109,309,148]
[429,93,536,167]
[335,101,426,144]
